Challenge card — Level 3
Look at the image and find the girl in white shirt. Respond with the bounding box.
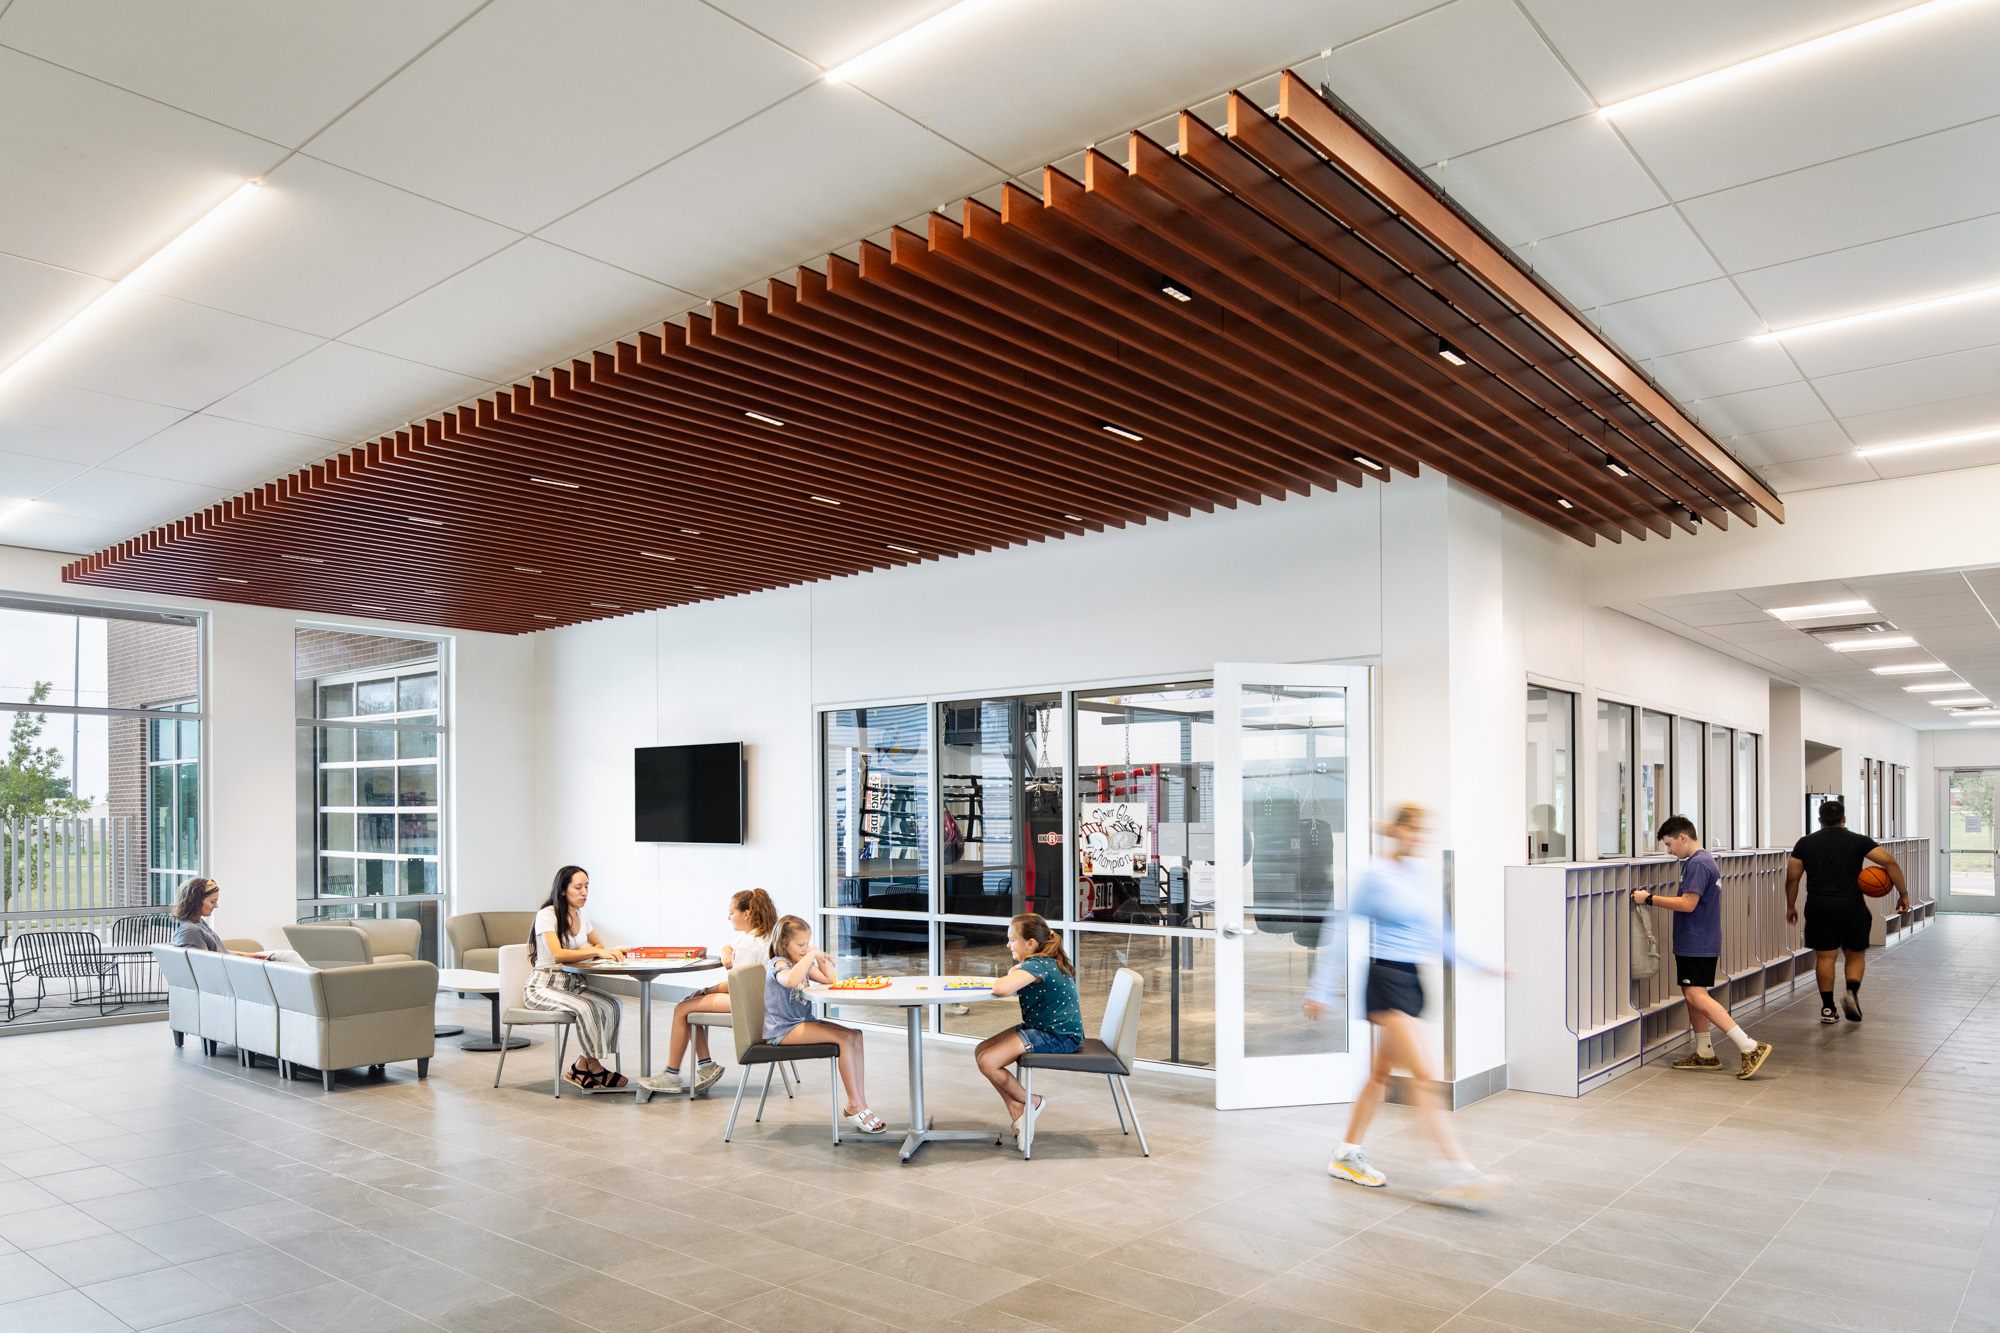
[525,864,628,1091]
[660,888,777,1094]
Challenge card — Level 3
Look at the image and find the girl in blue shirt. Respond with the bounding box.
[974,913,1083,1138]
[1305,803,1506,1203]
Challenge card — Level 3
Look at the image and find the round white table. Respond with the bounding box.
[565,957,723,1101]
[436,967,519,1051]
[804,974,998,1163]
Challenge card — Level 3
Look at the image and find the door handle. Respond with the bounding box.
[1222,923,1258,938]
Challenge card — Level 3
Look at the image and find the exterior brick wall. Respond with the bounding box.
[105,621,198,907]
[293,630,436,680]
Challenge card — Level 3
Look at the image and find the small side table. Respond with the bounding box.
[437,968,526,1051]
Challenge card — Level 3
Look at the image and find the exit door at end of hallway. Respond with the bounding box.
[1942,771,2000,913]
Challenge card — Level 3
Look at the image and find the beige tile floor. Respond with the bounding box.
[0,914,1994,1332]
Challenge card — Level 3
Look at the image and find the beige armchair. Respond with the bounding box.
[282,918,422,968]
[446,911,537,974]
[265,959,437,1091]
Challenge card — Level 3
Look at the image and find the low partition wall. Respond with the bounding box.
[1506,839,1932,1096]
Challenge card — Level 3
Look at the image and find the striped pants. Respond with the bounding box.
[524,970,621,1060]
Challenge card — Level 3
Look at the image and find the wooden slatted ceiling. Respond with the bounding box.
[66,75,1781,635]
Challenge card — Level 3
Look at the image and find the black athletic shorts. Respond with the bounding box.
[1805,898,1873,953]
[1675,955,1717,988]
[1364,959,1424,1017]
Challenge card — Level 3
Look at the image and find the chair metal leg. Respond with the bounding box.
[554,1025,569,1098]
[755,1064,775,1122]
[1116,1075,1150,1156]
[1019,1065,1034,1160]
[830,1057,842,1145]
[494,1024,513,1088]
[723,1065,752,1141]
[778,1062,795,1098]
[1108,1075,1128,1133]
[322,1070,333,1092]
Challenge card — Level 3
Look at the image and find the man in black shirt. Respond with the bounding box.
[1786,800,1909,1024]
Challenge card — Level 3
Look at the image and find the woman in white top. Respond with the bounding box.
[525,864,628,1090]
[660,888,777,1094]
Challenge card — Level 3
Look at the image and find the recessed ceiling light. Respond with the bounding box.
[1768,600,1874,620]
[590,602,619,610]
[824,0,999,83]
[1755,282,2000,344]
[886,544,920,555]
[0,498,37,524]
[1952,707,2000,717]
[216,576,246,584]
[514,566,541,574]
[1159,277,1194,303]
[1856,424,2000,458]
[1826,635,1915,652]
[528,476,581,489]
[1353,455,1385,472]
[1555,497,1575,510]
[1905,682,1970,692]
[0,182,261,391]
[681,528,701,536]
[1606,459,1629,477]
[1436,339,1468,366]
[533,614,556,620]
[640,551,676,561]
[1597,0,1975,119]
[352,604,388,613]
[691,585,708,590]
[1929,697,1990,706]
[1101,424,1144,442]
[409,516,443,527]
[1872,662,1953,675]
[281,553,323,564]
[809,495,842,505]
[1063,514,1083,521]
[1970,720,2000,727]
[744,410,786,427]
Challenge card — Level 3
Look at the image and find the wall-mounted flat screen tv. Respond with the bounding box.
[635,742,744,844]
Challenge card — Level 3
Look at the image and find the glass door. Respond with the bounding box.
[1214,663,1371,1109]
[1942,771,2000,913]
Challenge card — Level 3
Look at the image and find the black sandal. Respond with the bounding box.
[598,1069,628,1089]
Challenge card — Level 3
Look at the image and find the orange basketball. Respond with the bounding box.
[1858,865,1893,897]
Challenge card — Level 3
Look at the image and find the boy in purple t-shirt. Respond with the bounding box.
[1630,816,1774,1080]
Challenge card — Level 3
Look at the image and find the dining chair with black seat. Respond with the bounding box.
[11,930,123,1018]
[1017,965,1149,1160]
[723,962,841,1144]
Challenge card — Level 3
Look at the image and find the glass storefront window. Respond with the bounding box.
[1676,716,1703,832]
[938,921,1023,1039]
[823,913,930,1027]
[1707,724,1735,850]
[824,704,930,914]
[937,694,1064,920]
[1073,682,1213,925]
[1637,710,1670,854]
[1076,929,1212,1068]
[1736,731,1759,848]
[1596,699,1634,858]
[1526,687,1574,861]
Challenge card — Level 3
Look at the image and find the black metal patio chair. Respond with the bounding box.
[11,931,123,1018]
[105,913,176,1005]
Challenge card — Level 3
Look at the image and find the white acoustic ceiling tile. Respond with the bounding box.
[1609,6,2000,199]
[1650,339,1801,403]
[1520,207,1723,310]
[0,50,277,278]
[0,447,91,499]
[1523,0,1912,108]
[341,239,694,383]
[205,341,488,443]
[1679,116,2000,274]
[100,414,338,492]
[0,0,481,147]
[1865,435,2000,480]
[130,155,519,339]
[707,0,960,69]
[1814,344,2000,419]
[306,0,816,232]
[542,81,988,298]
[0,379,190,468]
[29,466,226,542]
[1431,115,1665,248]
[1842,389,2000,450]
[21,290,323,412]
[850,0,1439,174]
[1778,307,2000,382]
[1316,0,1593,166]
[1585,279,1766,362]
[1725,419,1854,467]
[1693,380,1830,437]
[1733,214,2000,331]
[0,253,110,371]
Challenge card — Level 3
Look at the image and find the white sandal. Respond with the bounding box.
[847,1108,887,1134]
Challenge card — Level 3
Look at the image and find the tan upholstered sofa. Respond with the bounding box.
[152,945,435,1090]
[281,918,422,967]
[445,911,538,974]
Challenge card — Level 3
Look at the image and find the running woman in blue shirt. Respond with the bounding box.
[1305,803,1507,1203]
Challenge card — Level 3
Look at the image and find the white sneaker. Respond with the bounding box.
[1328,1147,1386,1188]
[693,1062,726,1094]
[637,1071,681,1093]
[1433,1164,1509,1205]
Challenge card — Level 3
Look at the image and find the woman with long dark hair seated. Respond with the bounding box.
[170,878,304,963]
[527,865,628,1090]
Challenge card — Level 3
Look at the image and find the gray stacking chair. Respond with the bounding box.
[1017,965,1149,1160]
[722,963,840,1144]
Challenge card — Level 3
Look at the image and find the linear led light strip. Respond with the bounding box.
[1597,0,1987,119]
[1856,424,2000,458]
[1755,281,2000,343]
[0,181,261,392]
[825,0,1002,83]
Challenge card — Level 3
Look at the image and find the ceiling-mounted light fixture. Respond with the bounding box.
[532,614,556,620]
[216,576,246,584]
[1436,338,1468,366]
[281,553,323,564]
[1856,424,2000,458]
[1605,457,1629,477]
[744,410,786,427]
[1768,600,1874,620]
[1353,454,1385,472]
[808,494,842,505]
[1555,497,1575,510]
[1969,720,2000,727]
[1063,513,1084,522]
[528,476,581,489]
[639,551,676,561]
[1755,281,2000,343]
[886,544,920,555]
[0,181,261,391]
[352,604,388,613]
[590,602,620,610]
[1159,276,1194,303]
[1101,424,1144,442]
[408,516,443,527]
[1929,697,1990,706]
[513,566,542,574]
[1872,662,1952,675]
[1905,681,1970,692]
[1826,634,1915,652]
[825,0,1000,83]
[680,528,701,536]
[1597,0,1976,119]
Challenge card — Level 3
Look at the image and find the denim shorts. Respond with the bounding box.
[1017,1025,1080,1055]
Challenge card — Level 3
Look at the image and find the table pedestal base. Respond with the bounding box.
[898,1127,1003,1163]
[460,991,530,1051]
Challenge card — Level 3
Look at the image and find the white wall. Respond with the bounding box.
[0,544,534,955]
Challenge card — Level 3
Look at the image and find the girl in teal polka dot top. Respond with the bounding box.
[974,913,1084,1137]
